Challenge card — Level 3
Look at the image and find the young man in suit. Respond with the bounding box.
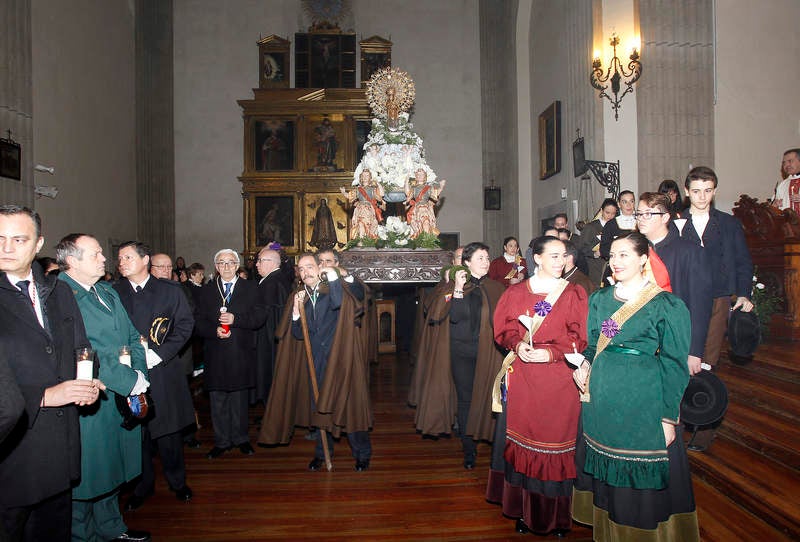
[679,167,754,451]
[114,243,196,510]
[194,249,265,459]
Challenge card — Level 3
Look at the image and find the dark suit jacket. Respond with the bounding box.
[254,270,290,402]
[195,277,266,391]
[680,207,753,299]
[114,277,195,438]
[0,265,90,507]
[654,227,713,358]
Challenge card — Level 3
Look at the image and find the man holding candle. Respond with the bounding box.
[114,243,196,510]
[194,249,265,459]
[56,233,151,542]
[0,207,101,541]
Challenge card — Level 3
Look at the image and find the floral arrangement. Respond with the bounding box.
[751,268,781,336]
[376,216,413,247]
[352,115,435,193]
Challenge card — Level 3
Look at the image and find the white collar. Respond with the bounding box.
[615,277,650,300]
[503,253,516,263]
[128,275,151,291]
[529,269,560,294]
[5,270,34,288]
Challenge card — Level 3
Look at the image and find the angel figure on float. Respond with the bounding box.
[404,167,445,237]
[340,169,386,239]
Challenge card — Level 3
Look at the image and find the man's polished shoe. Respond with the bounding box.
[515,519,529,534]
[124,493,148,512]
[238,442,255,455]
[112,530,151,541]
[173,486,193,502]
[687,442,708,452]
[206,446,227,459]
[185,437,201,449]
[308,457,325,471]
[354,459,370,472]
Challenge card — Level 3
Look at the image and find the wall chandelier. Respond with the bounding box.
[590,33,642,121]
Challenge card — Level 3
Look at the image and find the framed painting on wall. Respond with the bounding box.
[538,100,561,180]
[254,120,294,171]
[254,195,298,251]
[0,139,21,180]
[438,232,460,253]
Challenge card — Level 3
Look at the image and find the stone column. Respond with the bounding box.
[637,0,714,191]
[136,0,175,254]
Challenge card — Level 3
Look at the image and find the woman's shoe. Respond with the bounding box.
[515,519,529,534]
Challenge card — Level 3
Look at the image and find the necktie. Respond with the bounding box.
[16,280,32,306]
[646,246,672,292]
[224,282,232,302]
[135,285,143,293]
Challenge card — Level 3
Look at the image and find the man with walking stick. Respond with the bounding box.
[258,253,372,471]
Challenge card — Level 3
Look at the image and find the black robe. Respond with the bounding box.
[253,270,290,402]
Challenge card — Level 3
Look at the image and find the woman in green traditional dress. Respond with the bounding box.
[572,232,700,541]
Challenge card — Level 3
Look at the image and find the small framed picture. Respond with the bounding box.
[484,186,501,210]
[0,139,21,181]
[254,195,298,251]
[438,232,461,253]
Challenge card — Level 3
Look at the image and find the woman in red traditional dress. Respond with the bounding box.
[488,236,528,288]
[486,235,588,537]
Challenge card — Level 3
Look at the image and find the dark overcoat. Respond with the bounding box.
[258,277,372,442]
[194,277,266,391]
[114,277,196,438]
[0,266,89,507]
[679,207,753,299]
[254,270,290,402]
[654,227,713,358]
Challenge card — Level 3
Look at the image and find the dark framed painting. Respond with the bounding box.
[306,115,345,172]
[438,232,460,253]
[260,51,288,87]
[254,120,294,171]
[538,100,562,180]
[0,139,21,181]
[254,195,297,249]
[484,186,501,210]
[572,135,588,177]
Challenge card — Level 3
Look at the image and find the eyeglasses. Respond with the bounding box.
[257,258,277,264]
[215,261,238,267]
[634,211,667,220]
[151,265,172,270]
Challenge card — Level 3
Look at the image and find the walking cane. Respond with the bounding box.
[297,292,333,471]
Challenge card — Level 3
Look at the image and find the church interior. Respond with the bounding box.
[2,0,799,540]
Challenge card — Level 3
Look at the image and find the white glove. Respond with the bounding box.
[145,347,162,370]
[130,369,150,395]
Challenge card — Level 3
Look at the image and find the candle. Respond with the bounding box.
[75,347,94,380]
[119,345,131,367]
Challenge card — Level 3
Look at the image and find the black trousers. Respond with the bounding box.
[1,489,71,542]
[135,426,187,496]
[209,389,250,448]
[450,341,478,457]
[314,430,371,462]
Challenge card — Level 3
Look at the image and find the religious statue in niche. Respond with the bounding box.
[340,169,385,239]
[312,117,338,171]
[308,197,338,251]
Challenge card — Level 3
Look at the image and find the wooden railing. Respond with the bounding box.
[732,195,800,340]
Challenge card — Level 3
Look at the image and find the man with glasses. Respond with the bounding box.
[195,249,265,459]
[114,242,195,511]
[635,192,712,377]
[253,247,290,404]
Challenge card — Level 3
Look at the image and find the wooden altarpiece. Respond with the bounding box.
[237,88,372,258]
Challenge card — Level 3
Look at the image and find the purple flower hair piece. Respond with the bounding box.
[533,300,552,317]
[601,318,620,338]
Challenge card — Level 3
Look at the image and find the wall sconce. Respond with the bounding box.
[483,179,501,210]
[590,33,642,121]
[572,132,620,199]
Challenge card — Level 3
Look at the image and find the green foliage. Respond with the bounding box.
[751,267,781,336]
[413,232,441,249]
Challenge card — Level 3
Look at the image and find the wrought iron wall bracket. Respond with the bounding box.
[584,159,620,199]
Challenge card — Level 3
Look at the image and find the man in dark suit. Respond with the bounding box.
[0,206,101,541]
[195,249,265,458]
[253,247,290,404]
[114,242,195,509]
[679,167,754,451]
[636,192,713,377]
